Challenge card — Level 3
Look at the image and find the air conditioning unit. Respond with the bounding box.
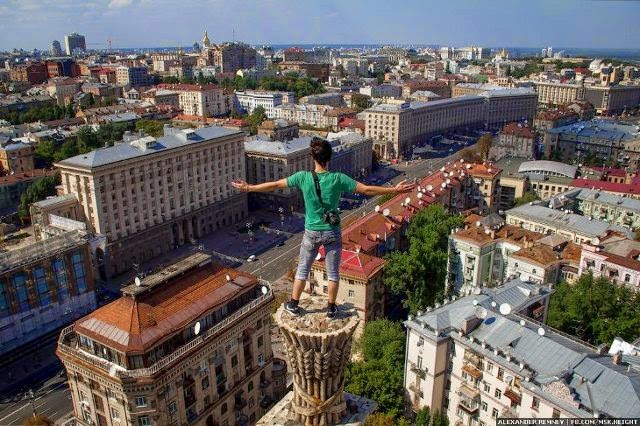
[417,340,423,347]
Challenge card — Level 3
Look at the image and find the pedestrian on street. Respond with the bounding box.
[232,137,415,318]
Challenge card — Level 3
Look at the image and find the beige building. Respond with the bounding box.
[46,78,82,106]
[157,84,231,117]
[243,135,314,211]
[142,89,180,109]
[403,285,640,422]
[57,253,279,426]
[0,138,34,174]
[273,104,335,129]
[116,65,150,87]
[452,83,505,97]
[54,126,248,277]
[534,82,585,106]
[489,123,535,161]
[257,119,299,142]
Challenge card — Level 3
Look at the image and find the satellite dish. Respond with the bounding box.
[134,277,141,287]
[460,158,464,162]
[426,185,433,192]
[466,164,472,169]
[417,192,423,199]
[446,179,451,185]
[374,205,380,212]
[474,306,488,319]
[194,321,201,336]
[405,197,411,204]
[382,208,390,217]
[538,327,546,336]
[491,301,497,308]
[499,303,512,315]
[261,285,269,295]
[520,320,526,326]
[225,274,232,282]
[441,182,446,189]
[592,237,600,245]
[472,299,478,306]
[440,166,445,172]
[315,252,322,260]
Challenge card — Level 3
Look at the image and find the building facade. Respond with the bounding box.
[64,32,86,55]
[234,91,293,118]
[116,65,150,87]
[0,139,34,174]
[57,253,277,426]
[158,84,231,117]
[489,123,535,161]
[54,126,248,277]
[1,230,96,357]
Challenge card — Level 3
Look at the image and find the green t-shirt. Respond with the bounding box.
[287,170,357,231]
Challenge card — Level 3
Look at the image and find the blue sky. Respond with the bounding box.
[1,0,639,50]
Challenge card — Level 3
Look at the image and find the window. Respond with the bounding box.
[34,267,50,306]
[483,381,491,392]
[135,396,147,407]
[462,371,468,380]
[111,407,120,421]
[492,408,499,419]
[480,422,486,426]
[232,355,238,367]
[532,397,540,411]
[201,376,209,390]
[13,274,30,311]
[221,402,227,414]
[552,408,560,419]
[495,389,502,399]
[138,416,151,426]
[417,356,423,369]
[497,367,504,380]
[481,401,488,412]
[625,274,631,283]
[168,401,177,414]
[258,336,263,348]
[0,283,10,317]
[348,290,354,298]
[257,353,264,365]
[72,252,87,293]
[248,380,254,392]
[456,407,464,418]
[53,259,69,302]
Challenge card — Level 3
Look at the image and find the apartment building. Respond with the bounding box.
[273,104,334,128]
[534,82,585,106]
[158,84,232,117]
[543,119,638,164]
[9,62,48,85]
[243,135,313,211]
[533,109,579,132]
[482,89,537,130]
[453,83,505,98]
[57,253,277,426]
[584,84,640,115]
[46,77,82,106]
[489,123,535,161]
[505,202,633,245]
[142,89,180,108]
[0,138,34,174]
[299,92,344,107]
[115,65,150,87]
[359,83,403,99]
[403,286,640,422]
[276,62,330,82]
[234,90,294,118]
[54,125,248,277]
[309,247,385,337]
[0,169,56,213]
[440,46,491,61]
[579,232,640,291]
[257,119,299,142]
[402,80,451,99]
[210,42,257,74]
[0,230,96,357]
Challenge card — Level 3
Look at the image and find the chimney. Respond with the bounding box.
[490,230,496,240]
[612,351,623,365]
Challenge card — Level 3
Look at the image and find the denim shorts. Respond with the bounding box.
[295,229,342,282]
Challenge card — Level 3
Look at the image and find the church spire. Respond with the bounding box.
[202,31,211,48]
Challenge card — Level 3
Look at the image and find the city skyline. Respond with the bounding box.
[1,0,640,51]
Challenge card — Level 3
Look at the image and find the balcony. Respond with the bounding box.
[457,383,480,414]
[409,382,423,398]
[504,387,522,406]
[462,364,482,380]
[501,407,518,418]
[410,362,426,379]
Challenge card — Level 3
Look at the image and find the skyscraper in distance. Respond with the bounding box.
[51,40,62,56]
[64,32,86,55]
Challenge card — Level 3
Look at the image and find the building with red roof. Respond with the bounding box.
[490,122,536,161]
[571,178,640,199]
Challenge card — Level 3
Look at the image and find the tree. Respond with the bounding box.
[76,126,99,153]
[547,273,640,345]
[160,76,180,84]
[431,409,449,426]
[23,414,54,426]
[383,204,464,314]
[53,139,79,162]
[444,61,451,74]
[476,134,493,160]
[414,406,431,426]
[351,94,371,112]
[33,140,56,168]
[247,106,267,135]
[87,93,96,107]
[505,65,512,77]
[135,119,166,138]
[17,174,60,219]
[364,413,396,426]
[345,320,406,418]
[513,191,540,207]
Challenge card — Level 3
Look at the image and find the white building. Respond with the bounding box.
[403,282,640,422]
[157,83,231,117]
[235,90,294,118]
[578,231,640,291]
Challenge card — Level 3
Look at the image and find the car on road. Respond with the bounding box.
[276,241,285,247]
[247,255,256,262]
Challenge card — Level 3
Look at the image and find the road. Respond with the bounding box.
[0,374,71,426]
[237,153,461,281]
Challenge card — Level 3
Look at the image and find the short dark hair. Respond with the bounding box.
[310,137,332,167]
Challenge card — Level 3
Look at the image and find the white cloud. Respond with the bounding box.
[108,0,133,8]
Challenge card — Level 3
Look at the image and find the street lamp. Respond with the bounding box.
[28,389,36,419]
[278,207,284,226]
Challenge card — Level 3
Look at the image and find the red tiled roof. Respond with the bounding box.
[313,247,385,280]
[500,122,535,139]
[0,169,55,186]
[571,179,640,195]
[585,166,627,177]
[403,80,448,88]
[535,109,579,121]
[172,114,249,126]
[339,118,365,131]
[74,263,258,354]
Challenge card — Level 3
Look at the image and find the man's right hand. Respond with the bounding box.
[231,179,251,192]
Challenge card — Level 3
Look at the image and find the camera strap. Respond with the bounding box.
[311,171,326,213]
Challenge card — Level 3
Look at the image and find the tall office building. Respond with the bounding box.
[57,252,280,426]
[51,40,63,57]
[64,32,86,55]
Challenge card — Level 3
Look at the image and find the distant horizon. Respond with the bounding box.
[1,0,639,52]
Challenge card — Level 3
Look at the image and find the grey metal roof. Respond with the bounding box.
[518,160,578,178]
[405,285,640,418]
[56,126,240,170]
[506,204,634,239]
[32,194,78,208]
[244,135,312,156]
[574,188,640,211]
[367,95,484,113]
[547,119,640,142]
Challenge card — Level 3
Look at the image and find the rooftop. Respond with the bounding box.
[74,254,259,353]
[0,230,87,273]
[547,119,640,143]
[313,247,385,280]
[32,193,78,209]
[367,95,484,113]
[55,126,240,170]
[405,287,640,418]
[573,188,640,211]
[518,160,578,178]
[500,122,535,139]
[571,179,640,196]
[244,135,312,156]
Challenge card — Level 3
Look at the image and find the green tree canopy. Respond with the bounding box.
[383,204,464,314]
[135,119,167,138]
[17,174,60,219]
[247,106,267,135]
[33,140,56,168]
[547,273,640,345]
[513,191,540,207]
[476,134,493,161]
[345,320,406,419]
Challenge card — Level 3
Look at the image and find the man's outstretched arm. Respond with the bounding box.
[354,179,416,196]
[231,179,288,192]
